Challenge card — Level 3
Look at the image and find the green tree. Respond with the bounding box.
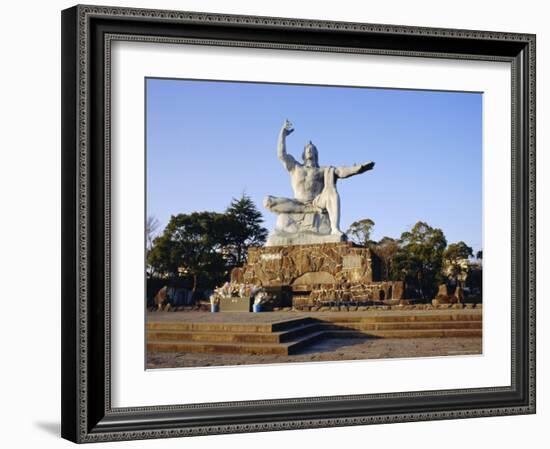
[372,236,399,280]
[147,212,237,297]
[393,221,447,299]
[225,194,268,265]
[443,241,474,288]
[346,218,375,247]
[476,250,483,260]
[444,241,474,262]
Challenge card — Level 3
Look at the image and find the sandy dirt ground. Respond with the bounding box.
[146,336,482,369]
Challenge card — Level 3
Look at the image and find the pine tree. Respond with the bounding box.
[225,194,268,265]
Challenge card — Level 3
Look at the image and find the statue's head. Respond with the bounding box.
[302,141,319,167]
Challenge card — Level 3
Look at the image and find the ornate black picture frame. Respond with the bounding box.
[61,4,536,443]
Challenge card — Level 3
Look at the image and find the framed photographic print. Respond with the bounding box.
[61,4,536,443]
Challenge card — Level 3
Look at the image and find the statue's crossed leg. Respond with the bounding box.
[264,191,343,237]
[263,195,319,214]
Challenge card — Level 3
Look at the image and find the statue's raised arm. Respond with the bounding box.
[278,119,300,171]
[335,161,375,179]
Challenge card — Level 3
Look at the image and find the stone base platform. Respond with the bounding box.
[146,309,482,356]
[266,230,345,246]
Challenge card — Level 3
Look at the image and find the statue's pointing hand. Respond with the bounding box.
[357,161,375,173]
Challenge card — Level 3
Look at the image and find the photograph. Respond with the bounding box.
[58,3,536,443]
[144,78,484,369]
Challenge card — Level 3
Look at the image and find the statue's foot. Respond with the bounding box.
[330,229,345,238]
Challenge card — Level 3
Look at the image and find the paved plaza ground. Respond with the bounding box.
[146,309,482,369]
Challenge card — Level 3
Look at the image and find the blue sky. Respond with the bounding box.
[146,78,482,252]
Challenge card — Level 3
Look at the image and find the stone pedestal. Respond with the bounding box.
[231,242,405,308]
[235,242,374,286]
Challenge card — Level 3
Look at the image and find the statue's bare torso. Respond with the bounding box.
[290,165,325,202]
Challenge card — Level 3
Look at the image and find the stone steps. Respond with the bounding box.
[146,312,482,355]
[146,317,313,333]
[148,320,481,344]
[147,331,325,356]
[318,313,481,323]
[324,321,482,330]
[148,322,321,344]
[323,329,482,339]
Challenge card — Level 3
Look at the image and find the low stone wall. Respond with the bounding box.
[305,280,404,302]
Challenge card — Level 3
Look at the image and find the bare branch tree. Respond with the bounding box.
[146,215,161,251]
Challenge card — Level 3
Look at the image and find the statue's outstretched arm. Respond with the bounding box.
[278,119,299,171]
[335,161,375,179]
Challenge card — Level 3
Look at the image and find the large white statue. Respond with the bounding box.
[264,119,375,246]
